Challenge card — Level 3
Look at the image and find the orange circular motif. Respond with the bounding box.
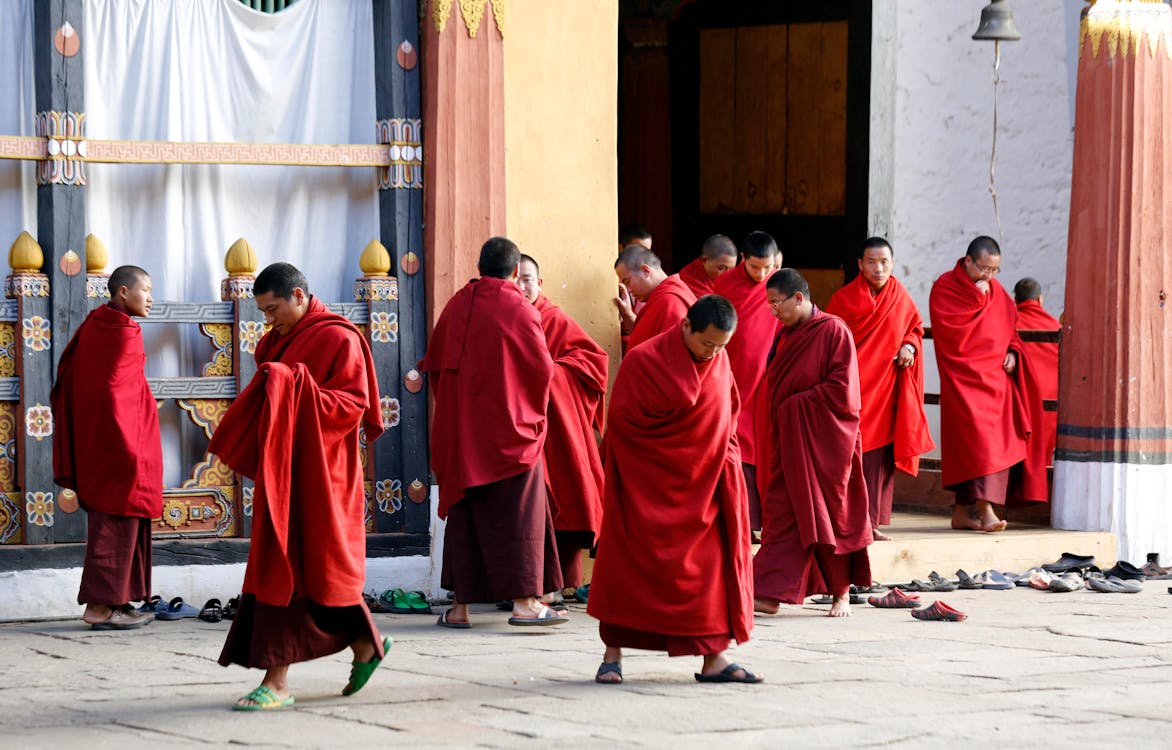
[59,250,82,276]
[54,22,80,57]
[404,369,423,393]
[396,40,417,71]
[400,251,420,276]
[407,479,427,504]
[59,489,79,513]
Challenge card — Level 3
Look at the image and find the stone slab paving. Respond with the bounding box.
[1,585,1170,749]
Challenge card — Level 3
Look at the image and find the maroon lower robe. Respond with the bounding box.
[440,464,563,602]
[862,443,895,527]
[753,308,872,603]
[77,510,152,606]
[952,469,1011,506]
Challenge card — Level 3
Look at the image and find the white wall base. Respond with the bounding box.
[0,488,446,623]
[1053,460,1172,564]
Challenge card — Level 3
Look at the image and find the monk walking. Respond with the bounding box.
[613,245,698,350]
[210,263,390,710]
[930,237,1045,532]
[826,238,934,541]
[1014,278,1060,487]
[420,237,566,628]
[52,265,161,631]
[678,234,739,298]
[753,270,872,618]
[589,295,760,684]
[517,254,607,598]
[713,231,782,532]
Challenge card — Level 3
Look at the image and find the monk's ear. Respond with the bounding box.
[857,258,864,272]
[681,318,692,335]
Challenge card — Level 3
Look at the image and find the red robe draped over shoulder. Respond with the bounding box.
[713,262,778,465]
[762,309,872,557]
[930,260,1043,498]
[627,274,697,351]
[534,293,607,538]
[52,303,163,518]
[1017,299,1060,489]
[588,328,753,644]
[419,277,554,519]
[678,257,716,298]
[826,274,934,474]
[209,298,383,608]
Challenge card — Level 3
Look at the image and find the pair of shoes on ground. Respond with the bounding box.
[867,589,967,621]
[233,634,395,710]
[378,589,432,614]
[1087,575,1142,594]
[135,595,200,621]
[893,572,958,593]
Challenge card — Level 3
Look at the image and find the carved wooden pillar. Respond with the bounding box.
[1054,0,1172,561]
[222,238,260,539]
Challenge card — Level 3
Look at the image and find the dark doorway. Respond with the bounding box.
[619,1,871,284]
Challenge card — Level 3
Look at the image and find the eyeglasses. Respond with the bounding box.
[970,258,1000,276]
[769,294,794,308]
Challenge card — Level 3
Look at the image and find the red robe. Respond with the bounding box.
[52,303,163,518]
[1016,298,1060,476]
[419,276,554,519]
[825,274,934,474]
[678,257,716,298]
[713,262,778,465]
[930,260,1045,500]
[209,297,383,608]
[627,274,697,351]
[534,293,607,538]
[754,309,872,600]
[588,327,753,644]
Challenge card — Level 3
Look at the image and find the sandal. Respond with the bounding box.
[232,685,294,711]
[868,588,922,609]
[595,661,623,684]
[910,600,968,622]
[156,596,200,621]
[342,636,393,696]
[694,663,764,684]
[436,609,472,629]
[406,590,433,614]
[507,605,569,627]
[382,589,415,614]
[198,598,223,623]
[222,596,240,621]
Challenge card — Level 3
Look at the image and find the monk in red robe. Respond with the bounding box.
[420,237,566,628]
[517,254,607,596]
[930,236,1046,533]
[589,295,760,685]
[826,237,934,541]
[52,265,161,631]
[678,234,738,298]
[210,263,390,710]
[1014,277,1059,482]
[753,269,872,618]
[712,231,781,532]
[612,223,653,348]
[614,245,698,350]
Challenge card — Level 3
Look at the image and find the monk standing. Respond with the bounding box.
[420,237,567,628]
[1014,278,1060,485]
[614,245,698,350]
[517,254,607,598]
[211,263,390,710]
[678,234,738,298]
[713,231,781,532]
[589,295,760,685]
[826,238,934,541]
[753,270,872,618]
[930,237,1045,532]
[52,265,161,631]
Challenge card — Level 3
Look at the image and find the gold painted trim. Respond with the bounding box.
[1080,0,1172,59]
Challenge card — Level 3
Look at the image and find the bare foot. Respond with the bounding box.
[982,519,1008,533]
[828,594,852,617]
[951,514,983,531]
[753,597,780,615]
[873,528,892,541]
[82,604,114,625]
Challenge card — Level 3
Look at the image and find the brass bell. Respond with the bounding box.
[972,0,1022,42]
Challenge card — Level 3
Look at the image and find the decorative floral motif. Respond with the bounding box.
[242,486,254,518]
[364,480,374,531]
[381,396,401,430]
[238,321,267,354]
[25,491,54,527]
[200,324,233,376]
[21,316,51,352]
[0,402,16,493]
[7,275,50,298]
[0,323,16,377]
[369,311,399,344]
[0,492,19,543]
[376,479,403,514]
[24,404,52,440]
[358,425,368,469]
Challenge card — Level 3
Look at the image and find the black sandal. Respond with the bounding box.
[222,595,241,621]
[198,598,223,623]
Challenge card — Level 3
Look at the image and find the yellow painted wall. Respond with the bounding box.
[503,0,620,366]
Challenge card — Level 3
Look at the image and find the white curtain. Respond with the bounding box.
[84,0,380,306]
[0,0,36,249]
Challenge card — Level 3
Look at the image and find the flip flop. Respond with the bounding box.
[342,636,393,696]
[508,605,569,627]
[156,597,200,621]
[382,589,415,614]
[232,685,294,711]
[199,598,223,623]
[980,570,1014,590]
[1028,569,1054,590]
[595,661,623,684]
[910,600,968,622]
[694,663,764,684]
[868,588,922,609]
[436,609,471,629]
[406,591,433,614]
[136,595,163,614]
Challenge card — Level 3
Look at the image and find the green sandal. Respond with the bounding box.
[405,590,432,614]
[382,589,413,614]
[232,685,294,711]
[342,635,393,696]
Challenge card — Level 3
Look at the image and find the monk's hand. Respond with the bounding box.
[613,285,636,329]
[975,279,991,295]
[896,343,916,368]
[1003,351,1017,373]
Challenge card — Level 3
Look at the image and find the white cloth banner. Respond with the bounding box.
[0,0,36,248]
[84,0,380,306]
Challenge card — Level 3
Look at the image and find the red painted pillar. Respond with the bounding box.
[421,0,507,330]
[1054,0,1172,562]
